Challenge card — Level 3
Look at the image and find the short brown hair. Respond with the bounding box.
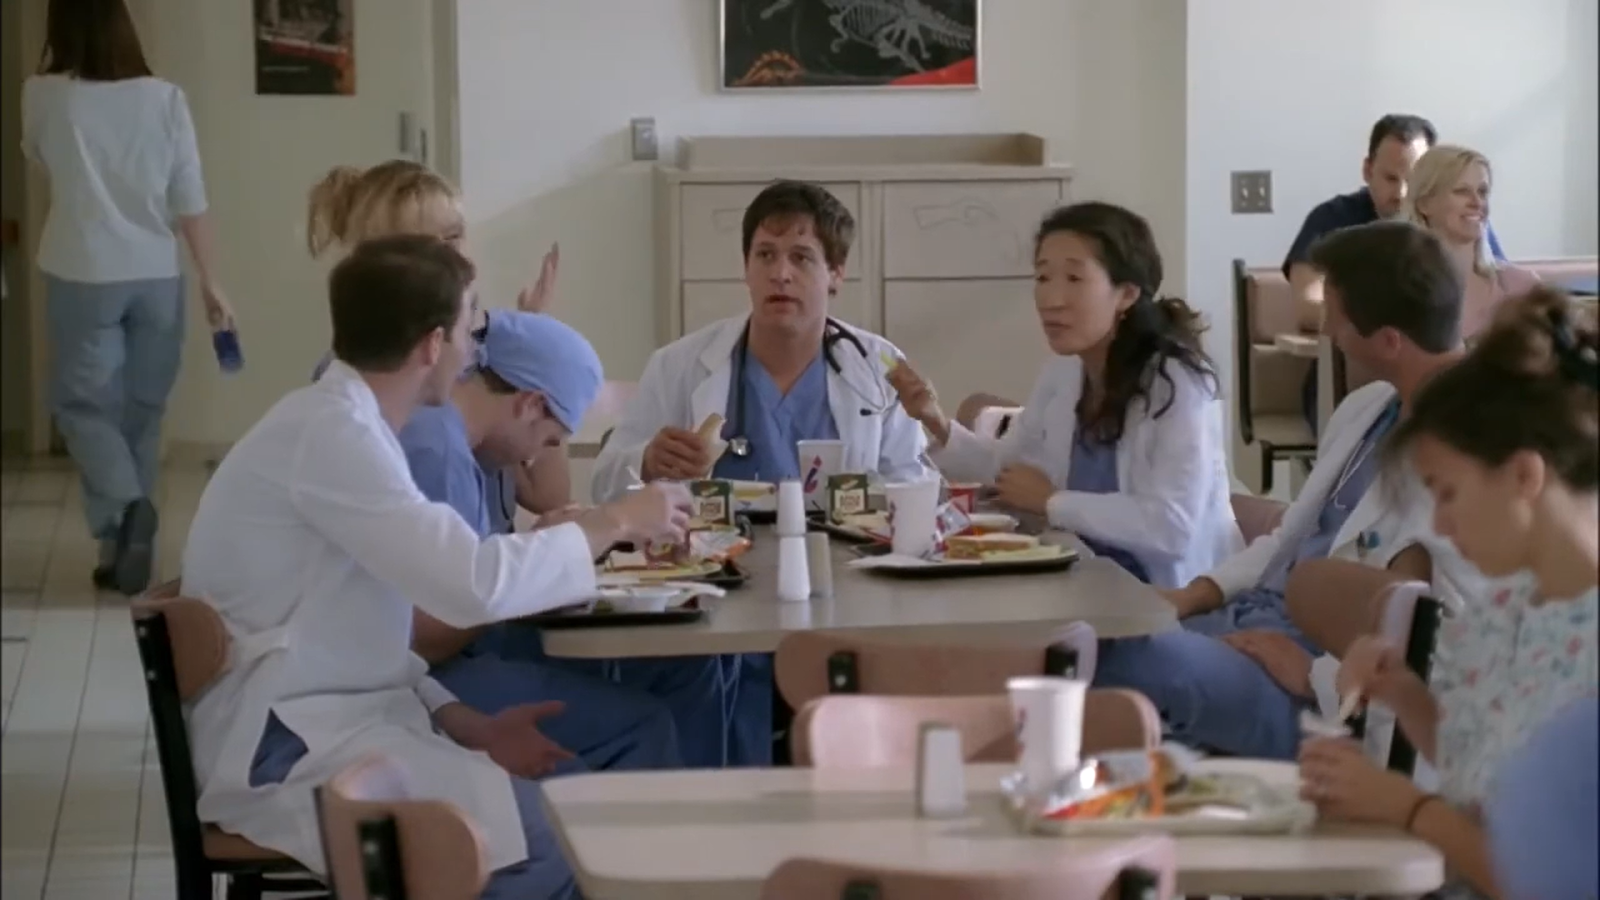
[741,180,855,269]
[39,0,152,81]
[1309,220,1462,353]
[329,235,476,373]
[1388,287,1599,491]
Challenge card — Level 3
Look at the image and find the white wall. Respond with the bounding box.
[455,0,1187,382]
[1186,0,1599,441]
[131,0,1595,450]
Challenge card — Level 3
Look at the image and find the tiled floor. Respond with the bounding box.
[2,459,205,900]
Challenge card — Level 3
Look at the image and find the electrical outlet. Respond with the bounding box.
[1231,170,1273,215]
[630,117,659,161]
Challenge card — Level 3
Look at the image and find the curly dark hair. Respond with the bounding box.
[1038,202,1218,441]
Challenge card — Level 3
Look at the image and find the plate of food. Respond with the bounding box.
[848,533,1078,578]
[599,529,753,589]
[1001,747,1313,836]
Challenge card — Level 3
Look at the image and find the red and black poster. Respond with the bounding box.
[721,0,979,91]
[253,0,355,96]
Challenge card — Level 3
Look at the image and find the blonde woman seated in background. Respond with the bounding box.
[1304,288,1597,900]
[1403,145,1538,340]
[304,161,567,522]
[889,202,1239,589]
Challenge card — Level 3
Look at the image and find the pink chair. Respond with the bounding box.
[1230,493,1287,546]
[316,755,489,900]
[773,625,1101,715]
[792,692,1160,769]
[761,834,1177,899]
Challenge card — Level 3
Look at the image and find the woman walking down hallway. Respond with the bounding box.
[23,0,234,595]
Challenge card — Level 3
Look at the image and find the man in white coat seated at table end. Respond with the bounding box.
[181,235,691,899]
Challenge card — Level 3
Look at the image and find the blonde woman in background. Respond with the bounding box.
[23,0,234,596]
[304,160,567,521]
[1403,145,1539,338]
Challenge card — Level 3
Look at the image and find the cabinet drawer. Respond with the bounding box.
[681,280,870,337]
[884,279,1045,404]
[679,182,862,281]
[882,181,1063,279]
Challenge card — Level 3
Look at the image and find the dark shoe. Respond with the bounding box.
[112,498,159,596]
[92,566,117,592]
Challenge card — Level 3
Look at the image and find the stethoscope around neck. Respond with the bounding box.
[723,317,895,459]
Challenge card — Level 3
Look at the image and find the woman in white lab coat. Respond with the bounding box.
[890,202,1240,588]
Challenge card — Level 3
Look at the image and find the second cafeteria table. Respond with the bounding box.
[540,531,1178,659]
[540,761,1446,899]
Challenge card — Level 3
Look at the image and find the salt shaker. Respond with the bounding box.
[775,479,806,537]
[805,531,833,599]
[776,534,811,603]
[914,722,968,818]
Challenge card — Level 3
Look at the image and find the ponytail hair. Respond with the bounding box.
[1037,202,1218,441]
[1387,286,1599,491]
[305,160,463,259]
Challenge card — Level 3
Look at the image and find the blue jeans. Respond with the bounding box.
[1092,590,1310,759]
[431,651,682,772]
[248,716,579,899]
[44,274,184,541]
[476,621,728,768]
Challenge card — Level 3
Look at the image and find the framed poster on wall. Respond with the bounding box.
[253,0,355,96]
[720,0,980,91]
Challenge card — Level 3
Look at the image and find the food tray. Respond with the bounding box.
[599,559,749,590]
[522,596,707,630]
[1006,765,1314,837]
[850,543,1077,578]
[809,517,888,546]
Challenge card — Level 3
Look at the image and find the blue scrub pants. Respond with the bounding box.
[249,716,580,900]
[431,651,682,772]
[723,653,774,767]
[1092,590,1311,760]
[477,621,728,769]
[44,274,184,547]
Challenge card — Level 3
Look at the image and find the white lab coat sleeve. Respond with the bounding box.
[288,410,598,629]
[415,675,458,713]
[876,400,936,483]
[591,347,679,503]
[1044,366,1221,563]
[928,364,1055,484]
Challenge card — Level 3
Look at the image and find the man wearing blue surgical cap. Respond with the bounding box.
[1486,698,1598,900]
[398,310,727,770]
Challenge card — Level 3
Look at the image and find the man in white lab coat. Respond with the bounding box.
[1093,221,1479,760]
[591,180,933,766]
[182,235,692,898]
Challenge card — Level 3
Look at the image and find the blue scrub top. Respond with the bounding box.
[397,404,491,539]
[1065,426,1150,583]
[1488,697,1599,900]
[712,345,840,483]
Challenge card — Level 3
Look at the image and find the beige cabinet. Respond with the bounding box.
[885,279,1045,405]
[655,134,1072,406]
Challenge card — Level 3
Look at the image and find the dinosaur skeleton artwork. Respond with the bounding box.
[820,0,974,73]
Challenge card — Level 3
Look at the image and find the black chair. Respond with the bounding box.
[133,603,327,900]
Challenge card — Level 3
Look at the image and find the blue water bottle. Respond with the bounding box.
[213,328,244,373]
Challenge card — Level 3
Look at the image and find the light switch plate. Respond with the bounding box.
[1231,170,1273,214]
[630,117,659,161]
